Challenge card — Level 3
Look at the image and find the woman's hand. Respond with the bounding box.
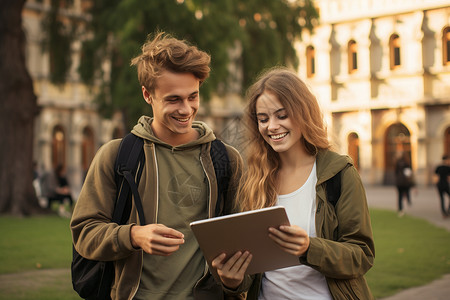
[268,225,310,257]
[211,251,252,289]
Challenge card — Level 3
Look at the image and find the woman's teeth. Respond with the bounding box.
[270,133,288,140]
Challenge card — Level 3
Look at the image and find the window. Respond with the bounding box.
[306,46,315,78]
[389,34,401,70]
[445,127,450,156]
[443,27,450,66]
[384,123,411,184]
[52,125,66,170]
[81,127,95,174]
[348,40,358,73]
[347,132,360,170]
[112,127,124,139]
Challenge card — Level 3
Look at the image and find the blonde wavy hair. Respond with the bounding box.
[237,67,330,211]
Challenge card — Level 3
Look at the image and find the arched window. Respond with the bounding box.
[442,27,450,66]
[347,132,360,170]
[348,40,358,73]
[306,46,315,78]
[389,34,401,70]
[445,127,450,156]
[52,125,66,170]
[384,123,411,184]
[81,127,95,174]
[112,127,125,139]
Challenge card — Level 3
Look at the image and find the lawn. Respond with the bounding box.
[0,209,449,299]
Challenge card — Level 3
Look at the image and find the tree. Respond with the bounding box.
[0,0,318,215]
[45,0,319,129]
[0,0,41,215]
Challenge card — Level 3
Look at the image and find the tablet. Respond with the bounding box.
[190,206,299,275]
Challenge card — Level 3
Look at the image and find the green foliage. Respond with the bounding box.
[41,0,75,85]
[42,0,319,129]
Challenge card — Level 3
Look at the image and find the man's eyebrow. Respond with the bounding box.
[164,91,199,100]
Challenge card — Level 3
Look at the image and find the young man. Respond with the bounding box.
[70,32,248,299]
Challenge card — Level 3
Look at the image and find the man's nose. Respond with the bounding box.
[177,99,191,114]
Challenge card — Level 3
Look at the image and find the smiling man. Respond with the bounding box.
[70,32,247,300]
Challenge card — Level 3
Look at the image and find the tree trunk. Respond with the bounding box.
[0,0,42,215]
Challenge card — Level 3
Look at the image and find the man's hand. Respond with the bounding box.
[211,251,252,290]
[130,224,184,256]
[268,225,310,257]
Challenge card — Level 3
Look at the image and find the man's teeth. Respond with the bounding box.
[176,117,189,122]
[271,133,288,139]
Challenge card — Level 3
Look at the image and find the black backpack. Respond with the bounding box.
[71,133,231,300]
[325,170,342,207]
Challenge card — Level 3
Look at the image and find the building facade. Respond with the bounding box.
[24,0,450,195]
[297,0,450,185]
[24,0,125,195]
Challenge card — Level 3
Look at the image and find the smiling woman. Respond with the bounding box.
[213,67,375,300]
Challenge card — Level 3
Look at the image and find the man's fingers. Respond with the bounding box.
[153,224,185,239]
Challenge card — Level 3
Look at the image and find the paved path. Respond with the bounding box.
[365,185,450,300]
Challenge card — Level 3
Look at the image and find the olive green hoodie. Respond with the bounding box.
[71,116,247,300]
[246,150,375,300]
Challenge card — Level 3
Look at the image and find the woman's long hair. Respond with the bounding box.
[237,67,330,211]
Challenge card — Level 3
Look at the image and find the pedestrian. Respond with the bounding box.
[39,165,73,217]
[434,155,450,218]
[70,31,246,299]
[394,152,415,217]
[212,67,375,299]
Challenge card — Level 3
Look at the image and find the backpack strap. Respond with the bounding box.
[325,170,342,207]
[210,139,231,217]
[113,133,146,225]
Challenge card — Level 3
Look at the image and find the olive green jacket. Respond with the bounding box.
[71,118,248,300]
[247,150,375,300]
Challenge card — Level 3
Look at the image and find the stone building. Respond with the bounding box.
[23,0,125,195]
[24,0,450,195]
[296,0,450,185]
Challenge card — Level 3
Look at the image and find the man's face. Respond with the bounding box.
[142,71,200,145]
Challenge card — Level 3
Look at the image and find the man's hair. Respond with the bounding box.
[130,31,211,94]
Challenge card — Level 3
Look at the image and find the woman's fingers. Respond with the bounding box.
[268,225,310,256]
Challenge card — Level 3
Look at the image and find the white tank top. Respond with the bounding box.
[259,162,332,300]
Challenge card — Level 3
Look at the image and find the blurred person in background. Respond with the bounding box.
[434,155,450,218]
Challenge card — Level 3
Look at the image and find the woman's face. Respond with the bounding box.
[255,91,303,154]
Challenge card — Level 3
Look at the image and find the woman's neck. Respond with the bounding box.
[278,143,314,171]
[276,144,316,195]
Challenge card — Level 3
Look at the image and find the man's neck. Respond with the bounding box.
[151,125,199,147]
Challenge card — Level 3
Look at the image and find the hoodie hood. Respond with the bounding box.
[316,149,354,185]
[131,116,216,149]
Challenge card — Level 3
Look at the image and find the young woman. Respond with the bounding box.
[213,67,375,299]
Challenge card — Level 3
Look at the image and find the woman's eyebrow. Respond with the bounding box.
[256,107,286,117]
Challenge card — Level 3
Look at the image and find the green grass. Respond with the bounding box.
[0,215,72,273]
[366,209,450,298]
[0,210,449,299]
[0,215,80,300]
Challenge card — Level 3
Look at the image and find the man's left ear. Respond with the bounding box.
[142,86,152,105]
